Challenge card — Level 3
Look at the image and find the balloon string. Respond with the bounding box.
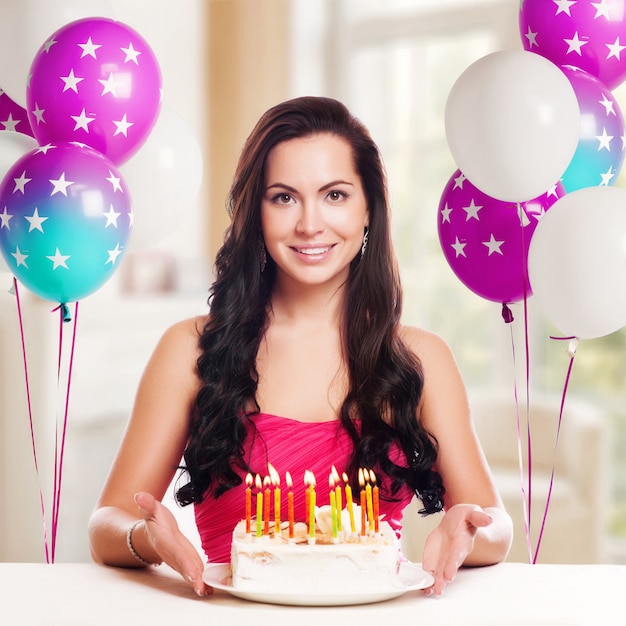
[507,319,532,563]
[518,203,533,542]
[50,302,79,563]
[533,337,578,564]
[12,278,51,564]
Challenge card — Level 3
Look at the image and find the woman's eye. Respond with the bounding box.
[273,193,293,204]
[328,190,346,202]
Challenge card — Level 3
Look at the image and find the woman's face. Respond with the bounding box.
[261,133,369,290]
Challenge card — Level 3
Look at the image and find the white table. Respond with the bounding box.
[4,561,623,625]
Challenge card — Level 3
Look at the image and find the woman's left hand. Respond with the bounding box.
[421,503,494,596]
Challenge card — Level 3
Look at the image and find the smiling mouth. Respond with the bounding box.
[292,246,333,255]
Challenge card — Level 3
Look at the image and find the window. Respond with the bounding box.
[292,0,626,557]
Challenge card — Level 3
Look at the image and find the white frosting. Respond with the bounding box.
[230,507,402,594]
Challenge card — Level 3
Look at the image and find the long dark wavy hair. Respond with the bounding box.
[176,96,444,515]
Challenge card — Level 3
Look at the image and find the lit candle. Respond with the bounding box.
[343,472,356,534]
[255,474,263,538]
[268,463,280,536]
[371,470,379,533]
[331,465,342,532]
[308,471,316,543]
[245,473,253,534]
[304,470,311,529]
[263,475,271,535]
[286,471,294,539]
[365,470,374,533]
[329,474,338,540]
[358,468,366,536]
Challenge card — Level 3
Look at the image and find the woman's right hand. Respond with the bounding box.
[134,492,211,596]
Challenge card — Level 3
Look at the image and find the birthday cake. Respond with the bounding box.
[230,506,403,594]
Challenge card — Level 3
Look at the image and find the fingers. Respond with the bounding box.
[467,507,494,529]
[134,492,157,518]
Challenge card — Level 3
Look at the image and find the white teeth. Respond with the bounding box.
[297,247,330,255]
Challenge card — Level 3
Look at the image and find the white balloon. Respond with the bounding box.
[527,186,626,340]
[0,0,115,106]
[445,50,580,202]
[120,105,203,250]
[0,131,38,180]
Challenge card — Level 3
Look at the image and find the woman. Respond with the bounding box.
[88,96,512,597]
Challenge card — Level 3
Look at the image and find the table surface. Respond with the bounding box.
[3,561,624,625]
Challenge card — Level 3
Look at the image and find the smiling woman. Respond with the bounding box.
[260,134,369,291]
[88,95,512,598]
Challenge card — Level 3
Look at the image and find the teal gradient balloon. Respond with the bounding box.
[560,65,625,193]
[0,142,132,303]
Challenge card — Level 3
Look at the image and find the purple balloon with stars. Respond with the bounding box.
[437,170,565,304]
[520,0,626,91]
[0,142,133,304]
[26,17,162,166]
[0,88,33,137]
[560,64,625,192]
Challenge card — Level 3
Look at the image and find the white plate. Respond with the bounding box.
[202,561,434,606]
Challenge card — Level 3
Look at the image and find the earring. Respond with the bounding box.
[260,239,267,273]
[361,227,369,257]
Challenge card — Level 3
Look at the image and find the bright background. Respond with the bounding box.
[0,0,624,564]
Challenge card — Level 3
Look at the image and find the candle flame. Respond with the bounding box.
[267,462,280,486]
[358,467,365,487]
[329,473,335,488]
[331,465,340,483]
[369,469,377,485]
[263,475,271,488]
[342,472,349,483]
[286,471,293,490]
[246,472,253,487]
[255,473,262,490]
[308,470,316,488]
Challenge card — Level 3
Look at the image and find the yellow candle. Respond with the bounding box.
[286,471,294,539]
[245,473,253,534]
[343,472,356,533]
[366,476,374,533]
[331,466,342,532]
[255,474,263,538]
[268,463,280,536]
[309,472,316,541]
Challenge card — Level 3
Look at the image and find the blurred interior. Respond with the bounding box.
[1,0,624,565]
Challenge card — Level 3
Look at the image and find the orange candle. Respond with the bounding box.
[268,463,280,536]
[286,471,294,539]
[358,468,366,536]
[371,470,379,533]
[263,475,271,535]
[245,473,253,534]
[304,470,311,528]
[343,472,356,533]
[255,474,263,537]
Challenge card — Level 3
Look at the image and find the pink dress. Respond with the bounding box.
[194,412,414,563]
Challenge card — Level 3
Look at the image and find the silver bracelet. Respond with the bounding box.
[126,519,161,567]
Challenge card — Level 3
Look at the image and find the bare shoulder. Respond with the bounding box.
[399,325,457,365]
[145,314,208,383]
[159,314,207,350]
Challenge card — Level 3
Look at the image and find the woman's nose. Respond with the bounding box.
[296,201,324,235]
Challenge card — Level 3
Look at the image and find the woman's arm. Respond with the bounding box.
[88,316,210,595]
[401,327,513,593]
